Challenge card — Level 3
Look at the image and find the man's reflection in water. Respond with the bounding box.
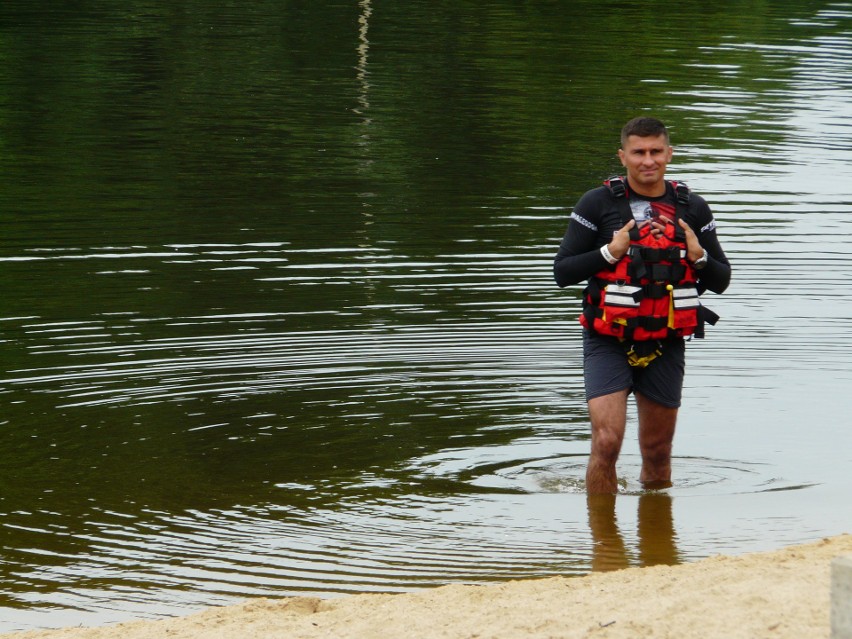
[587,492,679,572]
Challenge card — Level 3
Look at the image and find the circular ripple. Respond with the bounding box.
[465,454,818,497]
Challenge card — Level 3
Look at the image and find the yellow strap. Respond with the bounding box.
[625,346,663,368]
[666,284,675,330]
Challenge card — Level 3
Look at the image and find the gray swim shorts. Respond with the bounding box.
[582,331,686,408]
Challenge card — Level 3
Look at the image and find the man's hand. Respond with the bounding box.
[677,219,704,262]
[607,219,635,260]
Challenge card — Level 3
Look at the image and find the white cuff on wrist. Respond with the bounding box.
[600,245,618,265]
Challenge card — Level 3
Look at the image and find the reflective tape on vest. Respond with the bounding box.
[603,284,642,308]
[672,286,700,309]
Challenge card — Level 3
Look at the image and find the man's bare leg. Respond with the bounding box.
[636,391,678,489]
[586,390,629,494]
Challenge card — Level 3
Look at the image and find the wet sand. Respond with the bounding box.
[4,534,850,639]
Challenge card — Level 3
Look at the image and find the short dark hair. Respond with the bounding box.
[621,117,670,147]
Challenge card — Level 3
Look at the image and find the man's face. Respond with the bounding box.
[617,134,673,196]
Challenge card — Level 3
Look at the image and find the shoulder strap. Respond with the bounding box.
[671,180,690,241]
[673,180,689,207]
[605,176,640,240]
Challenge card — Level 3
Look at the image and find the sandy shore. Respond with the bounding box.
[5,534,850,639]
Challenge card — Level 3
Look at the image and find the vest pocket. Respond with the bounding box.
[671,286,700,330]
[601,284,642,324]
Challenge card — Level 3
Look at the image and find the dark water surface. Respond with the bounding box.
[2,0,852,632]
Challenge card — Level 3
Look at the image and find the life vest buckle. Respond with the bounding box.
[622,339,663,368]
[608,176,627,199]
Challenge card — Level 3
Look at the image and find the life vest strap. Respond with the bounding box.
[609,177,627,199]
[643,282,670,299]
[606,176,642,241]
[632,261,686,282]
[587,305,670,334]
[629,315,670,332]
[691,305,720,339]
[622,339,663,368]
[649,263,686,281]
[630,245,684,263]
[675,182,690,206]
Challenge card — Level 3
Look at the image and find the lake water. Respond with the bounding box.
[1,0,852,632]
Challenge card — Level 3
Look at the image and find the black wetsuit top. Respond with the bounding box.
[553,180,731,297]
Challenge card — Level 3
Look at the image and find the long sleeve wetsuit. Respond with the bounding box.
[553,181,731,297]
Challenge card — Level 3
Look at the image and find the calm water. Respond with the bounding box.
[1,0,852,632]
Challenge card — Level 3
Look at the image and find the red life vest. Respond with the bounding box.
[580,177,715,342]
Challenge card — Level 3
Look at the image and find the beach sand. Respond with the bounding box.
[4,534,850,639]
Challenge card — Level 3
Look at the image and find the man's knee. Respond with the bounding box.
[640,437,672,464]
[586,391,628,470]
[593,427,624,462]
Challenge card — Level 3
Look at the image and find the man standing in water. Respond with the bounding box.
[554,117,731,493]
